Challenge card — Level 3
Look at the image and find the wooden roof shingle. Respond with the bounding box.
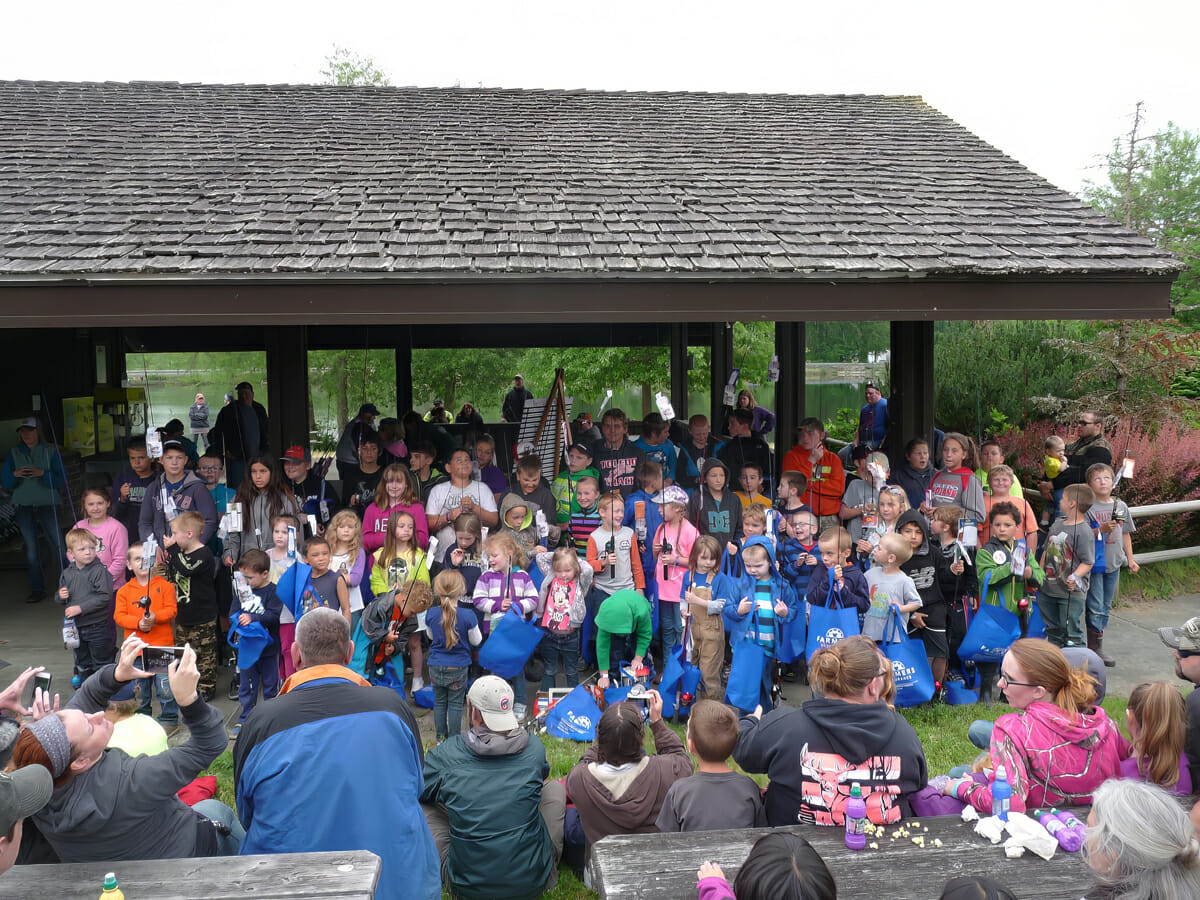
[0,80,1180,281]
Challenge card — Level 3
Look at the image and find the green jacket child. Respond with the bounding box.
[976,536,1044,614]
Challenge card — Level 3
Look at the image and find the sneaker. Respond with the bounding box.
[231,722,242,736]
[411,677,425,692]
[26,590,44,604]
[228,673,239,701]
[514,702,527,722]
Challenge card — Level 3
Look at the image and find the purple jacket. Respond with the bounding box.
[1119,753,1193,796]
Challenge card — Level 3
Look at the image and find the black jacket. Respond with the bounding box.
[209,400,269,461]
[734,696,927,827]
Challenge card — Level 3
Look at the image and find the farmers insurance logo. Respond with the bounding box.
[567,712,592,730]
[892,659,917,683]
[816,628,845,647]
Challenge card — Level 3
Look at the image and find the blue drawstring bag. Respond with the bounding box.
[368,659,406,700]
[806,582,860,658]
[545,685,602,741]
[725,603,767,711]
[1026,600,1047,640]
[349,614,372,676]
[659,642,702,718]
[227,621,272,670]
[959,572,1021,663]
[777,598,807,664]
[478,608,545,680]
[413,685,435,708]
[883,606,935,707]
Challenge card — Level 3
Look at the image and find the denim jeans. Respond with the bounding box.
[237,656,281,723]
[137,671,179,724]
[540,630,581,691]
[74,622,115,681]
[1038,590,1086,648]
[430,664,468,740]
[193,798,245,856]
[659,601,683,654]
[1085,570,1121,634]
[15,504,64,594]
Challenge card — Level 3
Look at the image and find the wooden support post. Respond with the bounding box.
[888,320,935,460]
[394,325,413,415]
[774,321,805,472]
[669,322,690,423]
[265,325,309,455]
[709,322,734,436]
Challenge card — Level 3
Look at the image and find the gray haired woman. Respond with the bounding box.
[1085,778,1200,899]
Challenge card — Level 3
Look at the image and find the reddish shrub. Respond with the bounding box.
[1000,419,1200,552]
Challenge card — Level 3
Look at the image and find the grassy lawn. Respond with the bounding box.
[202,692,1131,900]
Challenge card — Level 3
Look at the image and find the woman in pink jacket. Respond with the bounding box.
[361,464,429,557]
[946,638,1128,815]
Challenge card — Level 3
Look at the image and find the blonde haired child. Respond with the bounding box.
[327,508,366,628]
[473,531,538,719]
[680,535,734,699]
[1121,681,1192,795]
[424,570,482,741]
[534,546,592,690]
[371,509,432,690]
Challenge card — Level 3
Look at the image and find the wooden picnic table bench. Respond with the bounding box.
[589,815,1089,899]
[0,849,381,899]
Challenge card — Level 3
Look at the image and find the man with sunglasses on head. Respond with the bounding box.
[1038,411,1113,496]
[1160,616,1200,790]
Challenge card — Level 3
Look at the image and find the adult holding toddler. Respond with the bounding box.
[566,688,693,843]
[12,637,241,862]
[734,634,927,827]
[938,638,1127,815]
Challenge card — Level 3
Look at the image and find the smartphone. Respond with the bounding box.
[140,646,185,673]
[25,672,52,708]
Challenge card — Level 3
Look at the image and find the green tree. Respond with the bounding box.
[1083,112,1200,314]
[320,46,392,86]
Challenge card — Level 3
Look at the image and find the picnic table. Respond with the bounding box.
[589,816,1089,899]
[0,849,380,899]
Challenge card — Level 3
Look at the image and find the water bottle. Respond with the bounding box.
[844,782,867,850]
[1036,809,1082,852]
[99,872,125,900]
[992,765,1011,822]
[1054,808,1087,842]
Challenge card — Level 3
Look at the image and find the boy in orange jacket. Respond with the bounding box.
[114,541,179,725]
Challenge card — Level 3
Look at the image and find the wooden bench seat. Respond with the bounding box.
[589,817,1088,899]
[0,849,381,899]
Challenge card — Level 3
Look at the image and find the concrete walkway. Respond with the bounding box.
[1103,593,1200,697]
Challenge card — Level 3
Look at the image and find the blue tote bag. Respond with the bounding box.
[1026,600,1047,640]
[545,685,602,741]
[777,596,806,664]
[883,606,935,707]
[478,608,545,680]
[725,604,767,711]
[805,582,860,658]
[659,642,702,718]
[959,571,1021,663]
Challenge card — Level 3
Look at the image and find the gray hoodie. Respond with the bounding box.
[32,665,227,862]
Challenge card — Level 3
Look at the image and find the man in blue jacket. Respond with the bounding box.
[233,608,439,900]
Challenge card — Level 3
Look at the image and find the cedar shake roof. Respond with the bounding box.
[0,80,1181,281]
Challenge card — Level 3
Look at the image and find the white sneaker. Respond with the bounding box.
[514,702,527,722]
[411,677,425,692]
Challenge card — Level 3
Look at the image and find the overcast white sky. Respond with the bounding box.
[2,0,1195,194]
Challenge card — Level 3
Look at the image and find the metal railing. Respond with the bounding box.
[1126,500,1200,565]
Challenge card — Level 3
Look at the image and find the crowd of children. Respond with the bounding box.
[46,402,1148,750]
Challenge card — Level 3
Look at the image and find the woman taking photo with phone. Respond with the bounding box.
[11,636,241,863]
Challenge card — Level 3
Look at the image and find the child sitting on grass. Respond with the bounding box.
[656,699,766,832]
